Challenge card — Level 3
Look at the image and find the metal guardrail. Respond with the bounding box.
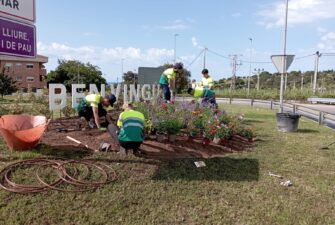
[307,98,335,104]
[177,97,335,130]
[226,98,335,129]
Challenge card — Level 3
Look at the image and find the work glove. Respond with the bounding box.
[99,127,107,132]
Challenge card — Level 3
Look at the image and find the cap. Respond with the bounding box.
[109,94,116,107]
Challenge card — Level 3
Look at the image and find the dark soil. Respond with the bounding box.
[41,117,255,160]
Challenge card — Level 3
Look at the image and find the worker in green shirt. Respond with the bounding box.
[187,87,218,108]
[159,63,184,102]
[77,94,116,129]
[116,102,145,156]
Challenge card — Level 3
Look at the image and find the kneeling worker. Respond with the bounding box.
[187,87,218,108]
[117,103,145,156]
[77,93,116,129]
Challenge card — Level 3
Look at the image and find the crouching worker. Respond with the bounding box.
[117,103,145,156]
[187,87,218,108]
[77,94,116,130]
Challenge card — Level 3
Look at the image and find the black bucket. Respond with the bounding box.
[276,113,301,132]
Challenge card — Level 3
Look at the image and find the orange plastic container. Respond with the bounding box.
[0,115,48,151]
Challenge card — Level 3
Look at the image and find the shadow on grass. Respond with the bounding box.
[152,157,259,182]
[298,129,319,134]
[244,119,264,125]
[33,144,92,159]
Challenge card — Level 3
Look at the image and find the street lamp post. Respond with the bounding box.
[174,34,179,64]
[121,58,125,83]
[248,38,253,94]
[279,0,289,112]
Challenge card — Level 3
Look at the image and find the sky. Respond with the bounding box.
[35,0,335,82]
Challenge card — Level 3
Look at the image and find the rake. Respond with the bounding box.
[320,141,335,150]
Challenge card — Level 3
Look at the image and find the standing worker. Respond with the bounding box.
[77,93,116,129]
[117,103,145,156]
[159,63,184,102]
[187,87,218,108]
[200,69,214,89]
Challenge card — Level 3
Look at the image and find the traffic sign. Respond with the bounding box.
[0,0,35,23]
[0,16,36,57]
[271,55,295,74]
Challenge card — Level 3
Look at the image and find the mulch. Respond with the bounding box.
[40,117,256,160]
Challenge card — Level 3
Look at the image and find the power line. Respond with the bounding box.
[295,53,316,60]
[207,49,231,60]
[186,49,205,69]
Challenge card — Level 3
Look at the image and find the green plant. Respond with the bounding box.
[237,127,255,139]
[165,119,183,135]
[61,104,76,117]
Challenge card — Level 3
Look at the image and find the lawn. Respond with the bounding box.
[0,104,334,225]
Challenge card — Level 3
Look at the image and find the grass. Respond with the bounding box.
[0,105,335,225]
[214,88,335,101]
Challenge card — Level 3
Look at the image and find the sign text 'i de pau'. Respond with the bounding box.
[0,0,36,58]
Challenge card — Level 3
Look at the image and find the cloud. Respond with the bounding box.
[37,42,175,80]
[191,37,198,47]
[258,0,335,29]
[317,31,335,51]
[191,37,204,50]
[231,12,242,18]
[157,19,191,30]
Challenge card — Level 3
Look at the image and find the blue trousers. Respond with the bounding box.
[160,84,171,102]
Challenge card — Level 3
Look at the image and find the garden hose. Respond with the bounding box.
[0,158,117,194]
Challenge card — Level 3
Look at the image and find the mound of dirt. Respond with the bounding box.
[41,118,255,160]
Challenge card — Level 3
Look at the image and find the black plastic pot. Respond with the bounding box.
[276,113,301,132]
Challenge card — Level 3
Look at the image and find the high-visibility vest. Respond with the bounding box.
[201,76,214,88]
[194,87,215,98]
[117,110,145,142]
[85,94,102,108]
[159,68,176,85]
[77,94,102,111]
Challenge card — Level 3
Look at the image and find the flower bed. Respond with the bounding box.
[136,100,256,146]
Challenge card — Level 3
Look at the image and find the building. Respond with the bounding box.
[0,55,48,92]
[138,67,165,85]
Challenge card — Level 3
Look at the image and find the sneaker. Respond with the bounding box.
[88,121,96,129]
[119,147,127,155]
[133,149,142,157]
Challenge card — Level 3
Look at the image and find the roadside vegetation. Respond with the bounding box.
[0,105,334,224]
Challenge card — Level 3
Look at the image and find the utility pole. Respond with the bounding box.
[174,34,179,64]
[313,51,321,95]
[248,38,253,94]
[229,55,242,90]
[203,47,208,69]
[77,63,80,84]
[254,68,264,91]
[301,73,304,90]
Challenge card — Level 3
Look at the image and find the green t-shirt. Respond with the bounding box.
[159,68,176,85]
[117,110,145,142]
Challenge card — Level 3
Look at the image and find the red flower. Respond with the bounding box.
[162,103,167,110]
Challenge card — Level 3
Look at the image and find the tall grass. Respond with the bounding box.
[214,88,335,101]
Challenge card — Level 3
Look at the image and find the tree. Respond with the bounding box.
[123,71,138,86]
[163,63,191,93]
[47,60,106,91]
[0,69,17,99]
